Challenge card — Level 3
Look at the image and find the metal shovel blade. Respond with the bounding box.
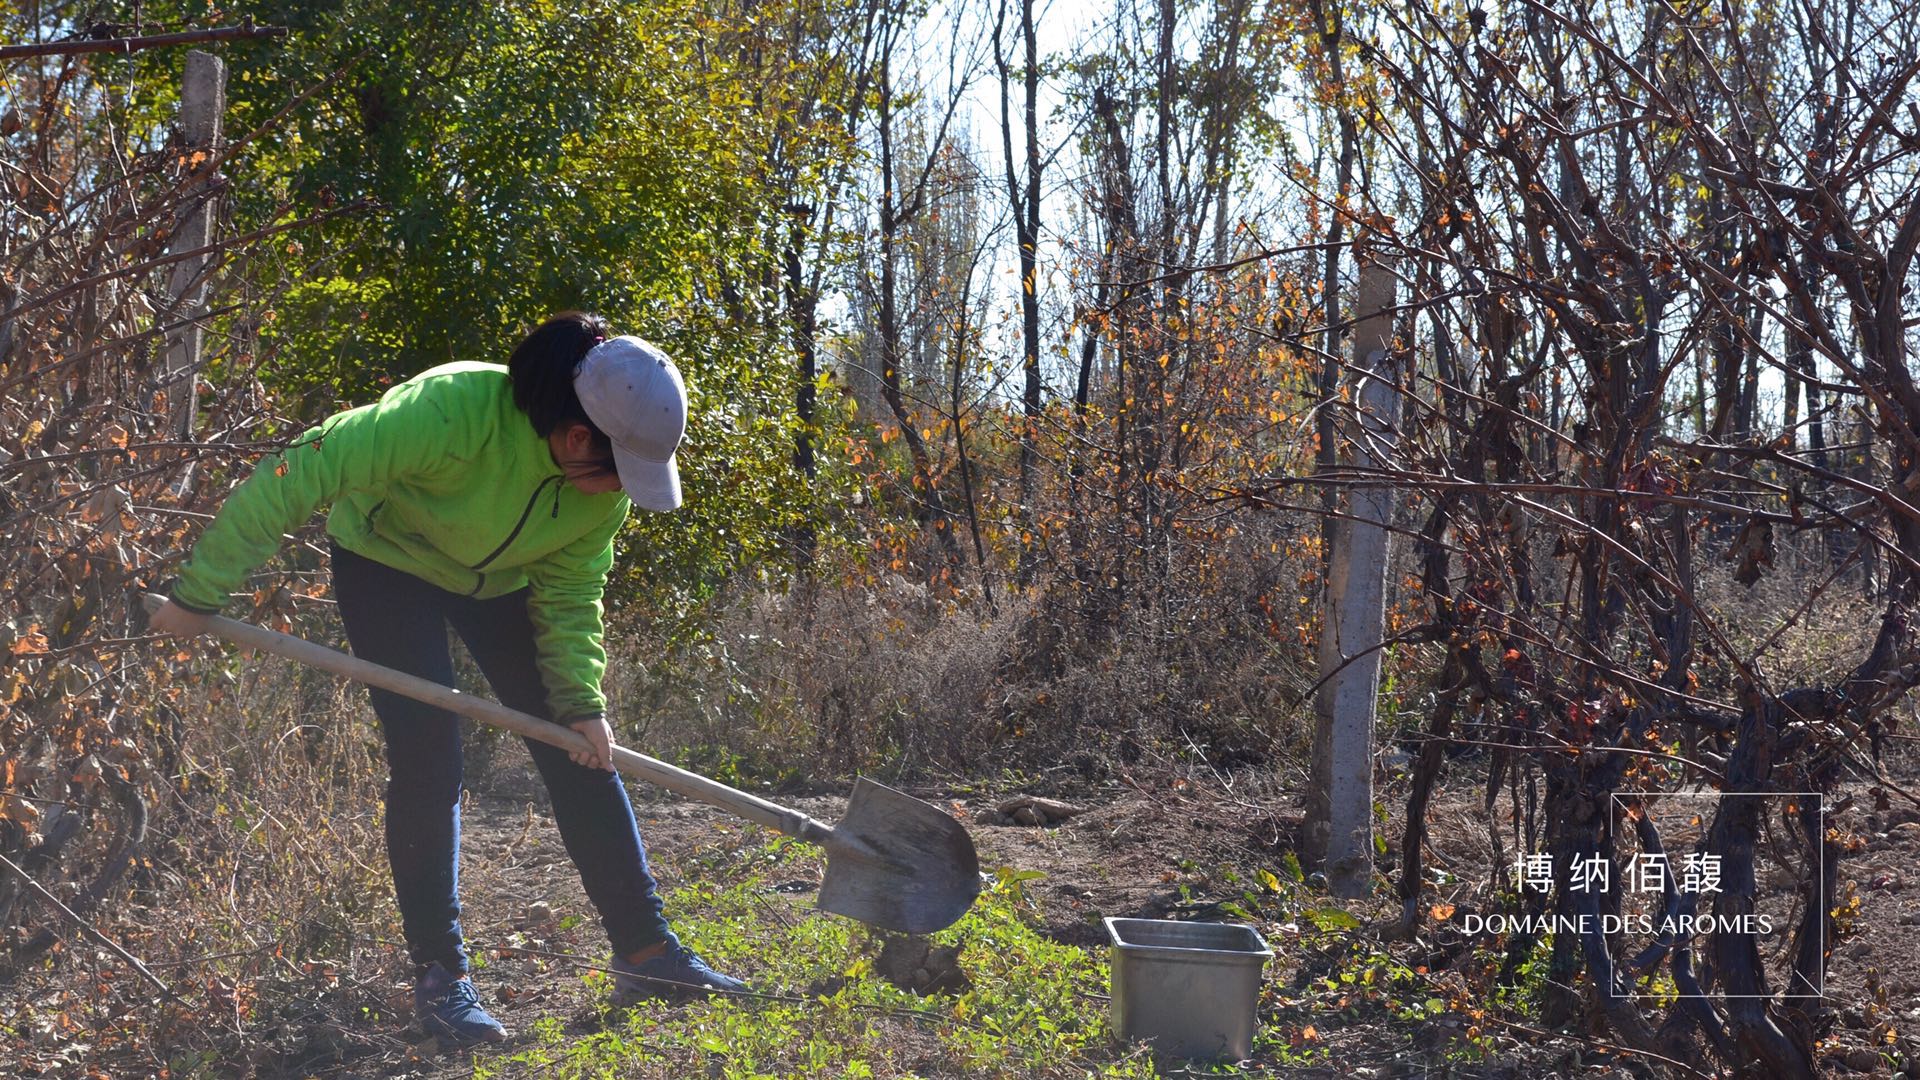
[817,779,981,934]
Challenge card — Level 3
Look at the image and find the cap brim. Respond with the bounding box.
[612,445,681,511]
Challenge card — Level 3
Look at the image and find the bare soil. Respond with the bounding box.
[33,746,1920,1079]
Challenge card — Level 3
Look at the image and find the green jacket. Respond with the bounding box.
[171,361,631,721]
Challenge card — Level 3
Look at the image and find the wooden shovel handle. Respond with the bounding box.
[142,593,833,845]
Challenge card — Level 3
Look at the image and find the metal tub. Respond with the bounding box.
[1105,917,1272,1061]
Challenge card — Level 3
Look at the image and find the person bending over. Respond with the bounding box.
[151,310,745,1044]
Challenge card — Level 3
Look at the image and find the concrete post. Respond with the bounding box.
[1305,244,1400,898]
[161,49,226,440]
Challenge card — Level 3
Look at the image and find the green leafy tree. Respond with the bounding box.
[105,0,878,619]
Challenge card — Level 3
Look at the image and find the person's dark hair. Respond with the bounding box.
[508,310,613,437]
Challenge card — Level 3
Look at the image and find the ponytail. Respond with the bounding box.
[508,310,612,436]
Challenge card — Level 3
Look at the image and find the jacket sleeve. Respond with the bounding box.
[170,383,468,613]
[522,501,628,721]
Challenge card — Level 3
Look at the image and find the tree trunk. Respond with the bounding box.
[874,55,959,564]
[995,0,1043,584]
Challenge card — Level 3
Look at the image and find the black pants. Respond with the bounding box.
[330,542,670,974]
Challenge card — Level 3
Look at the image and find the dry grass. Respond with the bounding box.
[1697,534,1883,691]
[601,541,1321,791]
[3,641,402,1075]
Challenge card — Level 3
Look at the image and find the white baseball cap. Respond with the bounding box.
[573,336,687,511]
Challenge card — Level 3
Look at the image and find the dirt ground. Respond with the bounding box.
[69,741,1920,1079]
[272,779,1262,1079]
[22,737,1912,1076]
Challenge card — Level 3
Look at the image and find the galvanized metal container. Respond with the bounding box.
[1105,917,1272,1061]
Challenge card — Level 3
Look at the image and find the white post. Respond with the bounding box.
[161,49,226,441]
[1306,245,1399,898]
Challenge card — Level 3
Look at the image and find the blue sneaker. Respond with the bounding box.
[413,962,508,1044]
[611,935,748,1004]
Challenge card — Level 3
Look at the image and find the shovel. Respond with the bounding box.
[142,594,980,934]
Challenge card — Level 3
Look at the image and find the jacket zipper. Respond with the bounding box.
[467,475,561,593]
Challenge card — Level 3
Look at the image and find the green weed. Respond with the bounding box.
[473,838,1157,1079]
